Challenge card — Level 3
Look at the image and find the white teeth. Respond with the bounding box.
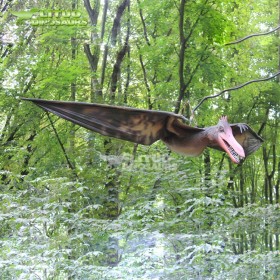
[224,141,243,163]
[228,145,240,162]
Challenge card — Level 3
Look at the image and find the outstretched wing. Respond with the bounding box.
[22,98,188,145]
[230,123,263,156]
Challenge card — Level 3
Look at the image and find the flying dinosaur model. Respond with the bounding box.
[23,98,263,164]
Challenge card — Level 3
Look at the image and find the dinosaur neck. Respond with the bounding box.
[163,131,209,157]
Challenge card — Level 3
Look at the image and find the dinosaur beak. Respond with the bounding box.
[217,128,245,164]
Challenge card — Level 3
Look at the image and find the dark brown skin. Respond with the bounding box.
[22,98,263,164]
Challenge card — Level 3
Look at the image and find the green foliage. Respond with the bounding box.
[1,0,280,279]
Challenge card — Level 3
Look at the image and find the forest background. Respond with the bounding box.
[1,0,280,279]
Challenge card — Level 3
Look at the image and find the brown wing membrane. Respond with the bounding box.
[23,98,187,145]
[231,123,264,156]
[166,117,204,137]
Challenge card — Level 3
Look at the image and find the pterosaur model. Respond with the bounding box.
[23,98,263,164]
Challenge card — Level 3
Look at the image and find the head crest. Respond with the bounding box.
[218,116,231,130]
[219,116,228,122]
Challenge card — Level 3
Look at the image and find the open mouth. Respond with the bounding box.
[223,140,244,163]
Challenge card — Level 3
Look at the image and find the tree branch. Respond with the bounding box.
[110,43,129,97]
[225,25,280,46]
[138,52,152,108]
[100,0,108,40]
[175,45,210,114]
[83,0,100,26]
[192,71,280,114]
[175,0,210,114]
[1,0,13,13]
[111,0,129,45]
[83,43,99,72]
[137,0,150,46]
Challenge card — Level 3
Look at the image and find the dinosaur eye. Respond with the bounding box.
[219,126,224,132]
